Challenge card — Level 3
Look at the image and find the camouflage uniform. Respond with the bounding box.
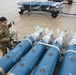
[0,23,12,55]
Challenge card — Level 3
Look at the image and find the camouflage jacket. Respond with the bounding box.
[0,23,12,44]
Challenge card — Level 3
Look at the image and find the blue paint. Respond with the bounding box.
[22,1,42,7]
[33,42,61,75]
[41,2,54,7]
[59,45,76,75]
[0,37,35,75]
[22,1,55,7]
[0,73,2,75]
[67,45,76,51]
[10,40,46,75]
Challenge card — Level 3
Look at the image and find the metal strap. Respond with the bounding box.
[0,67,5,75]
[65,50,76,54]
[38,42,60,54]
[9,73,15,75]
[24,38,33,47]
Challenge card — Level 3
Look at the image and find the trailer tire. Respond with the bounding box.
[68,1,72,5]
[52,12,58,18]
[18,9,24,15]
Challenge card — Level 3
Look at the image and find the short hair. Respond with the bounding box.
[0,17,7,22]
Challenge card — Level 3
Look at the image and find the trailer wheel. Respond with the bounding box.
[68,1,72,5]
[52,12,58,18]
[18,9,24,15]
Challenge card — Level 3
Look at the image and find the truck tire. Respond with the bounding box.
[18,9,24,14]
[68,1,72,5]
[52,12,58,18]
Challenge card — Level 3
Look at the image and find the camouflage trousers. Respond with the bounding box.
[0,42,12,55]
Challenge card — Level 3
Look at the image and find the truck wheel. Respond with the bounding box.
[52,12,58,18]
[68,1,72,5]
[18,9,24,14]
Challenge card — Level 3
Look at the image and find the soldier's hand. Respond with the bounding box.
[10,37,13,41]
[10,39,13,41]
[12,21,14,25]
[10,21,14,25]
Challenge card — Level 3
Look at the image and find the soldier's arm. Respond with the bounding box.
[0,28,3,40]
[0,38,10,42]
[0,27,10,42]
